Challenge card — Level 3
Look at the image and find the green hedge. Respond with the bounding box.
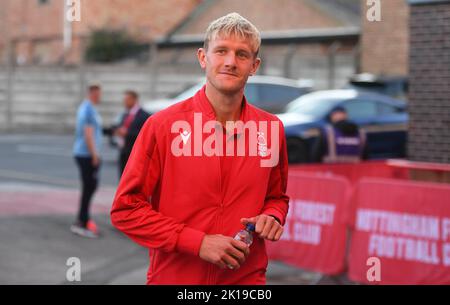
[84,30,147,63]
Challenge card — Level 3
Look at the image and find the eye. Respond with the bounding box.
[216,49,226,55]
[237,51,250,59]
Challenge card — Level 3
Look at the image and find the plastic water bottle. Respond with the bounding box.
[226,224,255,270]
[234,223,256,246]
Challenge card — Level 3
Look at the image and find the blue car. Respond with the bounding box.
[277,89,408,163]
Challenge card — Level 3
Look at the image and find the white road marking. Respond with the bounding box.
[0,168,78,187]
[16,144,73,157]
[15,144,117,160]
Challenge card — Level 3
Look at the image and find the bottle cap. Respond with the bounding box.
[246,223,255,232]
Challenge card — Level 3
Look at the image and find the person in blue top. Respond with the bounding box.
[71,84,103,238]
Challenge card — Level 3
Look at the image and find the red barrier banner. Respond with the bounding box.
[267,172,350,275]
[289,160,409,185]
[348,178,450,284]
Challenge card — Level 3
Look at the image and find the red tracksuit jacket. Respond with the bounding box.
[111,86,289,284]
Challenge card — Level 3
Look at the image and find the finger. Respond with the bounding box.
[222,253,240,270]
[215,259,226,269]
[274,227,284,241]
[231,239,250,257]
[226,243,246,265]
[267,223,280,241]
[260,216,275,238]
[255,216,266,234]
[240,217,256,225]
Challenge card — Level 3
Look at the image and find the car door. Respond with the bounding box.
[372,101,408,158]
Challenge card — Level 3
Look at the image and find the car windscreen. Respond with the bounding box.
[173,83,204,102]
[172,83,259,103]
[286,95,341,119]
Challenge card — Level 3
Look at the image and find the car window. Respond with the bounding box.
[377,102,401,115]
[287,95,340,119]
[244,83,259,104]
[174,83,204,102]
[342,100,378,119]
[256,84,303,107]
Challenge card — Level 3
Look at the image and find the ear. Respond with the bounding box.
[197,48,207,70]
[249,57,261,76]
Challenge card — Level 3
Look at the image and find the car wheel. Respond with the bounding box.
[287,137,309,164]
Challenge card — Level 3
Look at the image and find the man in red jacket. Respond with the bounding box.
[111,12,289,285]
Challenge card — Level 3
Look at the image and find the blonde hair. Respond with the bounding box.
[203,13,261,56]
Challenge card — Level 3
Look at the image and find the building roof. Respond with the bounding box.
[167,0,361,38]
[408,0,450,5]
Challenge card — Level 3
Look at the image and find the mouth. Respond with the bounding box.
[219,72,239,77]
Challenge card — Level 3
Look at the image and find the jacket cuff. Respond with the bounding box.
[176,226,206,256]
[262,208,286,226]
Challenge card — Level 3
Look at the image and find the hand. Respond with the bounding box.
[92,154,100,167]
[199,234,250,270]
[114,127,127,137]
[241,214,283,241]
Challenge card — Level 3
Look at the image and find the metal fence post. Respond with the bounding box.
[149,42,159,99]
[5,40,14,132]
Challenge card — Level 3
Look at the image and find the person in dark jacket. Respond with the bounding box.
[113,90,150,177]
[311,106,368,163]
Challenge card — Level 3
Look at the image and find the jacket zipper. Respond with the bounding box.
[207,211,221,284]
[209,149,223,285]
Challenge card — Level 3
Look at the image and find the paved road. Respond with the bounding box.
[0,133,119,188]
[0,133,350,285]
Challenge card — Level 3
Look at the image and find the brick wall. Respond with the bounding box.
[0,0,200,64]
[78,0,201,40]
[0,0,7,62]
[361,0,409,76]
[0,0,360,65]
[408,1,450,164]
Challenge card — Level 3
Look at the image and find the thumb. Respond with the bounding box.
[240,217,257,225]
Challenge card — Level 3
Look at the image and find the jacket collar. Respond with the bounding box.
[193,85,249,136]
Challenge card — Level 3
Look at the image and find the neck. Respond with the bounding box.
[128,103,138,111]
[205,83,244,125]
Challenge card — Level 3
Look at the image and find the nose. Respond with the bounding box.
[223,52,237,68]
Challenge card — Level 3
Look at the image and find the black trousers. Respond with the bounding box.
[118,151,130,179]
[75,157,100,227]
[118,152,128,180]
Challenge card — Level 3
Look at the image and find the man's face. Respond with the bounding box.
[197,34,261,95]
[124,94,136,109]
[330,110,347,123]
[89,89,101,104]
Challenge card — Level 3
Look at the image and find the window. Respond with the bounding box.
[378,102,401,115]
[287,95,340,119]
[258,84,302,104]
[251,84,303,111]
[343,100,378,119]
[244,83,259,104]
